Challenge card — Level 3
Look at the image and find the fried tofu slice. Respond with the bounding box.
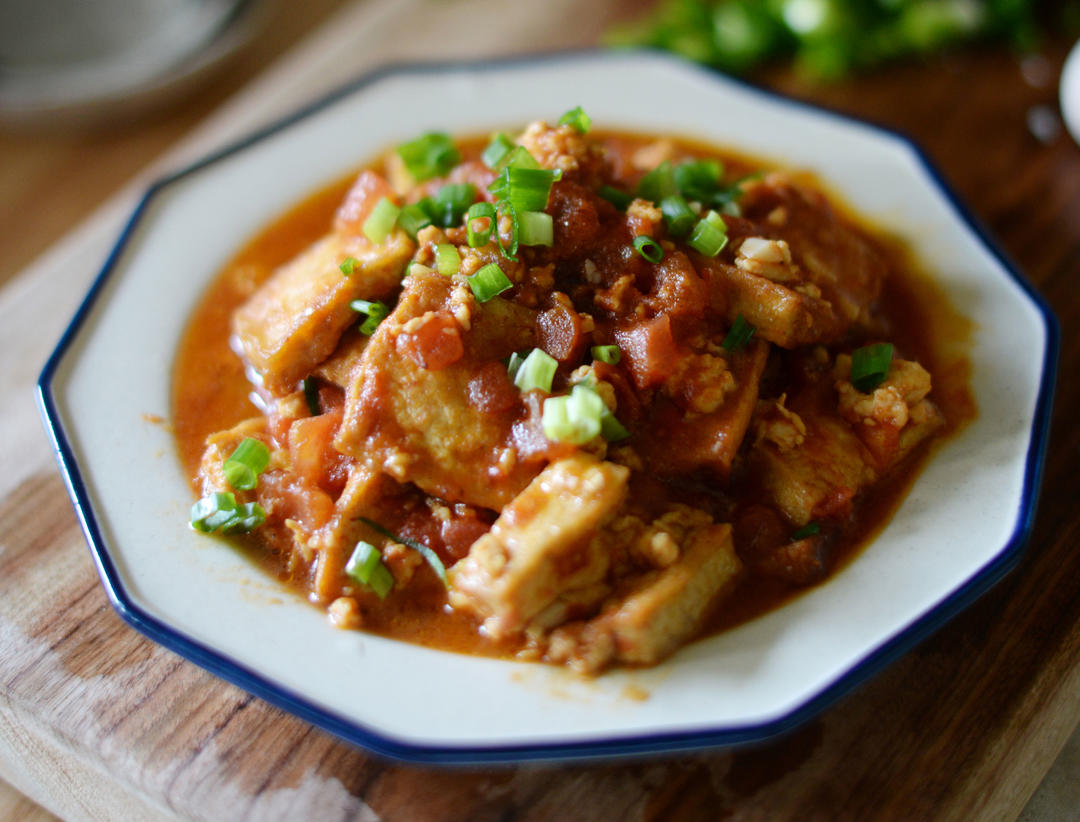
[232,229,413,395]
[448,455,630,640]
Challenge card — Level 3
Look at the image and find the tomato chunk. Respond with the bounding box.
[614,315,680,390]
[333,170,396,236]
[396,311,464,371]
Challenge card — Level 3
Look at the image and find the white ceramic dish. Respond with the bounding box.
[38,51,1057,764]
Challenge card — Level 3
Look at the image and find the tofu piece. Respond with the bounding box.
[448,455,630,639]
[232,230,413,395]
[547,523,741,672]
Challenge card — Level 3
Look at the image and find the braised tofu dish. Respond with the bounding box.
[173,109,972,674]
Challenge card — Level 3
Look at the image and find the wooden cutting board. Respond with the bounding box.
[3,1,1079,819]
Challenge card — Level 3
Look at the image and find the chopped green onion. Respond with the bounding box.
[495,198,519,261]
[303,377,320,416]
[542,384,605,445]
[600,406,630,442]
[513,348,558,393]
[632,235,663,263]
[350,298,391,335]
[791,522,821,540]
[357,517,448,586]
[432,183,476,228]
[637,160,678,203]
[591,345,621,364]
[190,492,266,535]
[558,105,592,134]
[223,437,271,491]
[468,263,513,302]
[506,351,527,382]
[674,159,723,202]
[435,243,461,276]
[660,194,696,238]
[339,256,359,276]
[850,343,894,392]
[396,131,460,182]
[482,132,515,169]
[518,210,553,246]
[598,185,632,210]
[466,201,496,247]
[362,197,400,244]
[488,166,560,213]
[721,314,755,352]
[220,502,268,535]
[346,540,395,599]
[494,145,541,172]
[688,210,729,257]
[397,202,432,239]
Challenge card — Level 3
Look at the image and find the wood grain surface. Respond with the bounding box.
[2,1,1078,820]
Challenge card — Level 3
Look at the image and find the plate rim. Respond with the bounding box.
[36,47,1060,765]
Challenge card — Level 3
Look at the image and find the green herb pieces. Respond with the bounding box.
[558,105,592,134]
[223,437,270,491]
[688,209,729,257]
[660,194,696,237]
[482,132,515,169]
[339,256,359,276]
[721,314,756,352]
[513,348,558,393]
[345,540,395,599]
[598,185,632,210]
[542,383,606,445]
[302,377,321,416]
[466,201,496,247]
[632,235,664,263]
[350,298,391,335]
[396,131,460,182]
[468,263,513,302]
[190,492,266,535]
[518,210,554,247]
[636,160,678,204]
[850,343,894,392]
[488,166,560,213]
[435,243,461,276]
[591,345,621,365]
[431,182,476,228]
[362,197,400,244]
[357,517,448,586]
[397,202,433,240]
[791,522,821,540]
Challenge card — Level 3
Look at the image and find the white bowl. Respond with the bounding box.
[37,51,1057,764]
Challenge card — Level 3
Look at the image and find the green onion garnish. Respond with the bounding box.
[600,406,631,441]
[190,492,266,535]
[518,210,554,247]
[506,351,527,383]
[513,348,558,393]
[362,197,400,244]
[558,105,592,134]
[591,345,621,364]
[850,343,894,392]
[302,377,320,416]
[791,522,821,540]
[465,201,496,247]
[495,145,541,172]
[674,158,723,202]
[660,194,696,238]
[721,314,755,352]
[598,185,632,210]
[637,160,678,204]
[468,263,512,302]
[495,198,519,261]
[397,202,432,240]
[688,210,729,257]
[339,256,359,276]
[223,437,271,491]
[350,298,391,335]
[482,132,515,169]
[357,517,448,586]
[488,166,560,213]
[632,235,663,263]
[430,183,476,228]
[396,131,460,182]
[345,540,395,599]
[542,384,605,445]
[435,243,461,276]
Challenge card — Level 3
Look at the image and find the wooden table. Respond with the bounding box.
[2,1,1078,819]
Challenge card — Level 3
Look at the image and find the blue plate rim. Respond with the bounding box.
[36,47,1059,766]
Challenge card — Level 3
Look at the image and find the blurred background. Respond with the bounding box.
[2,1,1078,819]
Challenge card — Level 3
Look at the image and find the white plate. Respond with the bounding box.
[38,51,1057,763]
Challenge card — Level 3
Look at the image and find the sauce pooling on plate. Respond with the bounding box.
[173,111,974,673]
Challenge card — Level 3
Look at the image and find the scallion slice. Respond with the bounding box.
[674,158,723,202]
[435,243,461,276]
[362,197,400,244]
[506,351,527,382]
[220,502,268,534]
[632,235,664,263]
[468,263,512,302]
[494,145,540,172]
[495,198,519,261]
[721,314,755,352]
[791,522,821,540]
[688,210,729,257]
[357,517,448,586]
[465,201,496,247]
[513,348,558,393]
[600,406,631,442]
[432,183,476,228]
[190,492,266,535]
[518,210,553,246]
[223,437,271,491]
[598,185,632,210]
[591,345,621,364]
[350,298,391,335]
[482,132,515,169]
[637,160,677,204]
[346,540,395,599]
[396,131,460,182]
[558,105,592,134]
[488,166,560,213]
[397,202,432,239]
[542,384,605,445]
[302,376,320,416]
[339,256,359,276]
[850,343,894,392]
[660,194,696,238]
